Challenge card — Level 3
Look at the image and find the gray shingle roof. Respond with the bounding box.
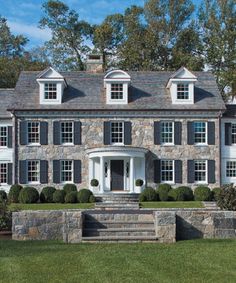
[0,89,15,118]
[9,71,225,111]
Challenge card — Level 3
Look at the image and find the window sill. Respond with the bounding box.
[28,182,40,185]
[161,143,175,147]
[194,143,208,147]
[0,146,8,149]
[111,143,125,146]
[61,143,75,146]
[27,143,41,147]
[161,181,175,185]
[194,182,208,185]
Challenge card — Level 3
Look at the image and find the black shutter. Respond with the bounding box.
[225,123,232,146]
[104,122,110,145]
[40,122,48,145]
[7,163,13,185]
[40,160,48,184]
[187,160,195,183]
[174,122,182,145]
[19,160,27,184]
[187,122,194,145]
[124,121,132,145]
[175,160,182,183]
[154,121,161,145]
[74,121,81,145]
[154,159,161,183]
[208,160,215,184]
[53,121,61,145]
[208,122,215,145]
[7,126,13,148]
[20,121,27,145]
[74,160,81,183]
[53,160,61,183]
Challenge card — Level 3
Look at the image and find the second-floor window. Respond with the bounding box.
[177,84,189,100]
[0,126,7,147]
[44,83,57,100]
[231,124,236,144]
[161,122,173,144]
[61,122,73,144]
[110,122,124,144]
[61,160,73,183]
[0,163,7,184]
[111,84,123,100]
[28,122,40,144]
[194,122,206,144]
[27,160,40,183]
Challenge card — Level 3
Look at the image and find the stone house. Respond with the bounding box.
[0,59,226,194]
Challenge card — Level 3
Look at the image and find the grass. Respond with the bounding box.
[9,203,94,211]
[0,239,236,283]
[140,201,203,208]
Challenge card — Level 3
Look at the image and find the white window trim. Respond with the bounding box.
[170,81,194,105]
[44,83,58,101]
[176,83,189,100]
[27,160,40,184]
[194,160,208,184]
[27,122,40,146]
[161,121,174,146]
[110,121,124,145]
[161,160,175,184]
[60,121,74,146]
[106,82,128,105]
[0,163,8,185]
[226,160,236,178]
[194,121,208,146]
[60,160,74,184]
[0,126,8,148]
[231,124,236,145]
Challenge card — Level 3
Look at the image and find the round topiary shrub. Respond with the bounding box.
[40,186,56,203]
[212,187,221,201]
[19,187,39,204]
[169,186,194,201]
[0,190,7,201]
[194,186,212,201]
[157,184,172,201]
[139,187,157,202]
[53,190,65,203]
[77,189,93,203]
[90,179,99,187]
[63,184,77,195]
[8,184,23,203]
[135,179,144,187]
[65,191,77,203]
[89,195,96,203]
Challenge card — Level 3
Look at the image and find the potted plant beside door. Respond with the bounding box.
[135,179,144,193]
[90,179,99,193]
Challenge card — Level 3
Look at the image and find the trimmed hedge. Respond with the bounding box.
[63,184,77,195]
[65,191,77,203]
[212,187,221,201]
[40,187,56,203]
[77,189,93,203]
[139,187,157,202]
[194,186,212,201]
[169,186,194,201]
[217,184,236,211]
[89,195,96,203]
[157,184,172,201]
[19,187,39,204]
[8,184,23,203]
[53,190,65,203]
[90,179,99,187]
[0,190,7,201]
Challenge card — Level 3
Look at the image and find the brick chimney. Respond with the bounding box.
[86,54,103,73]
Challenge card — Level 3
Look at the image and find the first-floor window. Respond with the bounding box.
[61,121,73,144]
[27,160,40,183]
[226,161,236,177]
[111,122,124,144]
[161,121,173,144]
[0,126,7,147]
[61,160,73,182]
[161,160,174,182]
[194,160,207,182]
[0,163,7,184]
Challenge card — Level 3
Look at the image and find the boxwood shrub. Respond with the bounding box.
[139,187,157,202]
[89,195,96,203]
[53,190,65,203]
[65,191,77,203]
[40,187,56,203]
[212,187,221,201]
[63,184,77,195]
[77,189,93,203]
[157,184,172,201]
[194,186,212,201]
[169,186,194,201]
[8,184,23,203]
[0,190,7,201]
[19,187,39,204]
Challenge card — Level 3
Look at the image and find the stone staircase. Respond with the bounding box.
[82,210,157,243]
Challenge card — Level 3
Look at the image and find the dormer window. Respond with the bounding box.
[177,83,189,100]
[111,83,124,100]
[44,83,57,100]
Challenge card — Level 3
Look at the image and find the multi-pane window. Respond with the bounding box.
[111,84,123,100]
[0,126,7,147]
[161,160,174,182]
[231,124,236,144]
[61,160,73,182]
[44,83,57,100]
[161,122,173,144]
[27,160,39,183]
[194,122,206,144]
[61,122,73,144]
[194,160,207,182]
[111,122,124,144]
[28,122,40,144]
[226,161,236,177]
[0,163,7,184]
[177,84,189,100]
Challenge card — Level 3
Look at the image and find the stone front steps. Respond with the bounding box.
[82,210,157,243]
[95,193,139,204]
[95,202,140,210]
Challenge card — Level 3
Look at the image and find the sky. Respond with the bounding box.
[0,0,146,48]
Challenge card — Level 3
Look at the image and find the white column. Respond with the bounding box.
[100,156,104,193]
[130,157,134,193]
[89,158,93,191]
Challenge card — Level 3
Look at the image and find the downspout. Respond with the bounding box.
[218,110,223,188]
[11,111,17,185]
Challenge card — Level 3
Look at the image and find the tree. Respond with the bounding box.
[39,0,93,70]
[198,0,236,99]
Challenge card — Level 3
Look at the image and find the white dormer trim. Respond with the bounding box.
[36,67,67,105]
[104,70,131,105]
[167,67,198,105]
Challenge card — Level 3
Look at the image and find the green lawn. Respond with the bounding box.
[9,203,94,211]
[0,239,236,283]
[141,201,203,208]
